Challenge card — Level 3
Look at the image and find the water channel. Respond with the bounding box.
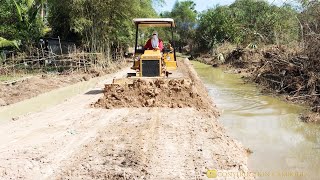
[193,61,319,180]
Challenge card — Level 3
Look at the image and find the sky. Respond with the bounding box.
[154,0,296,13]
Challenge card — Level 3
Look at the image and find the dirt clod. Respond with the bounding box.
[0,98,7,106]
[300,113,320,123]
[82,75,91,81]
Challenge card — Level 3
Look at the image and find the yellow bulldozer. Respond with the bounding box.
[131,18,177,77]
[103,18,187,108]
[113,18,178,84]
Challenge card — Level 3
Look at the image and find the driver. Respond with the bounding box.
[144,31,164,51]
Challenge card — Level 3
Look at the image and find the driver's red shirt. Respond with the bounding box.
[144,38,164,51]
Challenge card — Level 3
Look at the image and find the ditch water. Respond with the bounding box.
[192,61,320,180]
[0,75,108,123]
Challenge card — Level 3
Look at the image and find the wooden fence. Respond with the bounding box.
[0,50,111,75]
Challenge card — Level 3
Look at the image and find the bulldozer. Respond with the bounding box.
[113,18,177,84]
[101,18,195,108]
[131,18,177,76]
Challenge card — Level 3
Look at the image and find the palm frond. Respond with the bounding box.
[12,0,23,22]
[26,0,35,9]
[0,37,20,49]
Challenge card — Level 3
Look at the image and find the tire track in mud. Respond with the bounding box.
[54,108,197,179]
[53,108,243,179]
[42,109,129,179]
[54,108,150,179]
[136,108,160,167]
[147,109,198,179]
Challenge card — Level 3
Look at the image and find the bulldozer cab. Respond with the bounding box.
[131,18,177,77]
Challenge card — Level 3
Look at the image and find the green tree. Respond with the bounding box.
[230,0,299,44]
[196,6,239,50]
[196,0,300,51]
[48,0,158,61]
[0,0,45,51]
[0,0,17,40]
[47,0,74,41]
[170,0,197,51]
[0,37,20,49]
[298,0,320,35]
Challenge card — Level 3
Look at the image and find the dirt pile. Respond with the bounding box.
[95,78,211,111]
[225,48,264,69]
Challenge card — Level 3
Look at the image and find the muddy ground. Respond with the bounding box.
[0,58,250,179]
[0,62,127,106]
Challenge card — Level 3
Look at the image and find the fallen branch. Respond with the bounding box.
[290,94,320,100]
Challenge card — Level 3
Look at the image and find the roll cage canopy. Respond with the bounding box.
[133,18,175,27]
[133,18,176,61]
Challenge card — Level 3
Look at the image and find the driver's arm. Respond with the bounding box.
[159,40,164,51]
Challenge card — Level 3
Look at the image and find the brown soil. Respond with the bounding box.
[0,61,127,106]
[54,108,247,179]
[0,58,250,179]
[95,78,210,110]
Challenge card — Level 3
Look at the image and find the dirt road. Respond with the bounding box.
[0,59,248,179]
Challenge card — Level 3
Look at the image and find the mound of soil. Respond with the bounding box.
[95,78,210,110]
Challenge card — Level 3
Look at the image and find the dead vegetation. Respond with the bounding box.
[196,41,319,122]
[252,47,319,111]
[229,46,319,122]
